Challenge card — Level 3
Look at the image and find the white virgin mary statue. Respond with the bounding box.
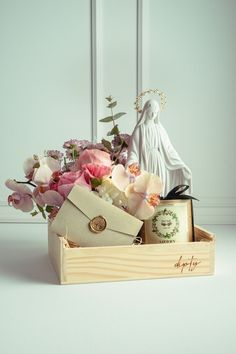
[126,99,192,197]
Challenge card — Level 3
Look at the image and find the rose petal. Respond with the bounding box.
[74,171,92,190]
[78,149,112,170]
[57,183,74,199]
[84,164,111,179]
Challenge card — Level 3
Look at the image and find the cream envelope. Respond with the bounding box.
[50,185,143,247]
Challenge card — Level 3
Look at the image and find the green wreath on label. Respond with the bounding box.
[152,208,179,239]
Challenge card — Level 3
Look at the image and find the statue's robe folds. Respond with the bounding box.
[126,121,192,197]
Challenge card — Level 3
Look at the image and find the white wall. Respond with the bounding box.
[0,0,235,224]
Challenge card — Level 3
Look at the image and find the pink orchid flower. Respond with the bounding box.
[33,184,64,208]
[32,156,61,185]
[112,163,141,191]
[5,179,34,212]
[32,186,46,207]
[41,190,64,207]
[125,172,163,220]
[23,156,38,179]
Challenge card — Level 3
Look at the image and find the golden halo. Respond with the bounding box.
[134,89,167,113]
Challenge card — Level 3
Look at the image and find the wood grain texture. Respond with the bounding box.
[48,226,215,284]
[48,225,63,283]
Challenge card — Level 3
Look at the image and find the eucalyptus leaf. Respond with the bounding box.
[101,139,112,151]
[113,112,126,120]
[107,101,117,108]
[31,210,38,217]
[99,115,113,123]
[107,124,120,136]
[105,95,113,102]
[99,112,126,123]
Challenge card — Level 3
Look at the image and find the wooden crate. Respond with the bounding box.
[48,225,215,284]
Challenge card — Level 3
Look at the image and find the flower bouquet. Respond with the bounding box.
[5,96,162,247]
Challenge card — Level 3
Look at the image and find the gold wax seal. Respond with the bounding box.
[89,216,107,233]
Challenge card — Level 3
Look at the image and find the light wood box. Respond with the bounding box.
[48,225,215,285]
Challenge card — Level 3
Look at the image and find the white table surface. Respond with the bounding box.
[0,223,235,354]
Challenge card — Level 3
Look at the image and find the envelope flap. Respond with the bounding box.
[67,185,143,236]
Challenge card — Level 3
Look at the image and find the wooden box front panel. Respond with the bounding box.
[48,226,215,285]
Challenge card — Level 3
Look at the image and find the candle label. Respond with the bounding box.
[152,208,179,243]
[145,201,192,244]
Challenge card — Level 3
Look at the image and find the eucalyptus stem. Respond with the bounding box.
[110,107,115,128]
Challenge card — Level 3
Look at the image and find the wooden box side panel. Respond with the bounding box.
[48,226,64,284]
[61,237,214,284]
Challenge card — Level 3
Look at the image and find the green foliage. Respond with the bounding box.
[99,96,128,164]
[105,95,113,102]
[107,124,120,136]
[99,116,114,123]
[45,205,53,213]
[31,210,38,217]
[107,101,117,108]
[91,178,102,189]
[99,112,126,123]
[37,204,46,219]
[101,139,112,151]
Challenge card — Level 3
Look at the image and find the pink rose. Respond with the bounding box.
[57,170,91,198]
[5,179,34,212]
[77,149,112,169]
[83,163,111,179]
[76,149,112,178]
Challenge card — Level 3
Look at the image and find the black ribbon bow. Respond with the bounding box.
[161,185,199,201]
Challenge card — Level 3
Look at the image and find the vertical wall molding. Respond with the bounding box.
[91,0,97,143]
[136,0,143,121]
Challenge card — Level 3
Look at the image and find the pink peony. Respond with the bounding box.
[75,149,112,178]
[83,163,111,179]
[77,149,112,170]
[5,179,34,212]
[57,170,91,198]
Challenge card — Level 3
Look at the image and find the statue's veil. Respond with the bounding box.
[137,99,160,126]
